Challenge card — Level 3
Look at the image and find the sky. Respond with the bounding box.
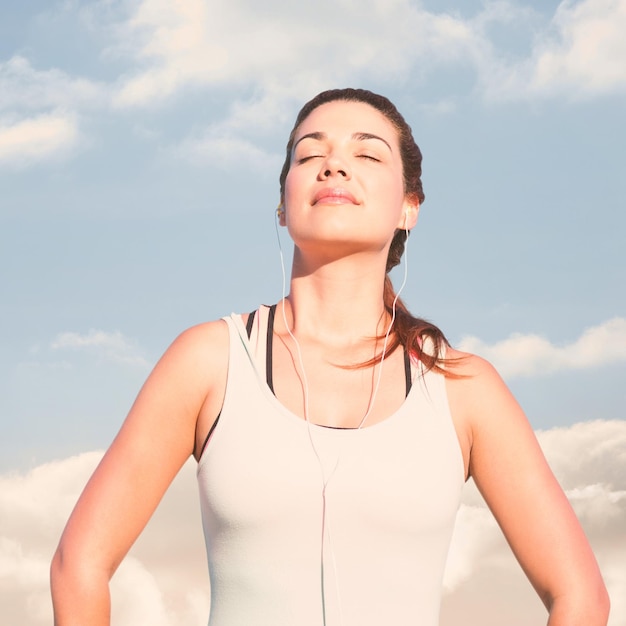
[1,0,625,624]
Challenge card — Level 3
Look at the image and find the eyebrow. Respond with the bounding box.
[293,131,393,153]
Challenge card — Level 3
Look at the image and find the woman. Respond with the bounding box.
[51,88,609,625]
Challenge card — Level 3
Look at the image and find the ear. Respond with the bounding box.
[277,200,286,226]
[398,201,419,230]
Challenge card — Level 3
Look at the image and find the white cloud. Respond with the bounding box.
[110,0,626,115]
[458,317,626,378]
[442,419,626,625]
[532,0,626,96]
[0,56,104,166]
[110,556,172,626]
[1,420,624,625]
[2,0,621,170]
[0,113,79,166]
[104,0,626,161]
[177,127,282,173]
[0,452,103,626]
[538,419,626,490]
[0,453,208,626]
[480,0,626,100]
[175,91,296,171]
[3,1,621,172]
[110,556,210,626]
[51,329,151,369]
[107,0,489,162]
[0,56,104,112]
[110,0,481,109]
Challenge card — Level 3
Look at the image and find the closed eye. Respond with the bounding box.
[358,154,381,162]
[296,154,324,164]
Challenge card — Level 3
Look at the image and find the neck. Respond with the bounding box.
[277,248,392,345]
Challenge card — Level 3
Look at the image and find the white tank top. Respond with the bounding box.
[197,308,464,626]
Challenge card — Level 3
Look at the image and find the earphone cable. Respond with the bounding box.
[273,211,411,626]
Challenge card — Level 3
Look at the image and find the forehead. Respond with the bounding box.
[294,100,399,146]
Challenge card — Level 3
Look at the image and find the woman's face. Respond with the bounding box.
[282,100,417,255]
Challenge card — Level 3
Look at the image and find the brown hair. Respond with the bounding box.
[279,88,451,374]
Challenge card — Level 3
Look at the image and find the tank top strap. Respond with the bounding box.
[254,304,412,398]
[240,305,276,391]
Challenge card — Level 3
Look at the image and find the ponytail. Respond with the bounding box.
[355,230,452,376]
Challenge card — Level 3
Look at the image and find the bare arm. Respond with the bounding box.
[50,320,228,626]
[446,352,610,625]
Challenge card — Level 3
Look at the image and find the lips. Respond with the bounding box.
[312,187,358,205]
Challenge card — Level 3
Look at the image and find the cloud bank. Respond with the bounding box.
[458,317,626,378]
[110,0,480,108]
[1,420,624,625]
[3,1,625,168]
[111,0,626,108]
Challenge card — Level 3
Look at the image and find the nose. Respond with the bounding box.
[319,152,350,180]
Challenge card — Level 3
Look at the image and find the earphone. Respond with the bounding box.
[404,205,417,229]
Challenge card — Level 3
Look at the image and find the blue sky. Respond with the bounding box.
[1,1,625,624]
[2,0,624,470]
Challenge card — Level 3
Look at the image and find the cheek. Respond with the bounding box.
[375,171,405,207]
[283,169,304,208]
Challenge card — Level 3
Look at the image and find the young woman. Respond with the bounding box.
[51,88,609,625]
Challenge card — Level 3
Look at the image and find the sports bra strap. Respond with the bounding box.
[251,305,412,398]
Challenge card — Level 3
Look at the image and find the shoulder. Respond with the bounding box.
[443,346,508,410]
[170,318,230,357]
[443,344,552,498]
[444,345,498,377]
[151,319,231,393]
[443,347,526,477]
[444,346,522,422]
